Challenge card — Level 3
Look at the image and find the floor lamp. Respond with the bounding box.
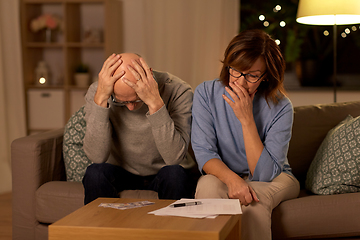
[296,0,360,103]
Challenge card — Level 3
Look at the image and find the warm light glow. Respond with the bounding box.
[273,5,281,13]
[352,26,357,31]
[323,30,330,36]
[259,15,265,21]
[280,21,286,27]
[341,32,347,38]
[297,15,360,25]
[39,77,46,84]
[345,28,350,34]
[275,39,281,45]
[263,21,269,27]
[296,0,360,25]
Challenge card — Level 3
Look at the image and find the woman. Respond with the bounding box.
[191,29,300,240]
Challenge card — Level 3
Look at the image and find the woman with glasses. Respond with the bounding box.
[191,29,300,240]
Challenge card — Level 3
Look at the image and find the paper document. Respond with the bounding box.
[148,198,242,219]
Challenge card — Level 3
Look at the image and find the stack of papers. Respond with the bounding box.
[148,198,242,219]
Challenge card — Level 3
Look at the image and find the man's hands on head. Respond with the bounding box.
[94,53,164,114]
[94,54,125,108]
[122,58,164,115]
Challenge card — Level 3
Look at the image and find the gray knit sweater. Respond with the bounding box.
[83,70,194,176]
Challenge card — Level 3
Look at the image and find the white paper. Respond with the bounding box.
[148,198,242,218]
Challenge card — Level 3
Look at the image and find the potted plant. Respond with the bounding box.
[74,63,90,87]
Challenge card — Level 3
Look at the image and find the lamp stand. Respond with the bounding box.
[333,24,337,103]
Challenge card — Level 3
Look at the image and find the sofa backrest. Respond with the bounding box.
[288,100,360,188]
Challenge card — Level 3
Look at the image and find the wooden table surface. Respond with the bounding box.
[49,198,241,240]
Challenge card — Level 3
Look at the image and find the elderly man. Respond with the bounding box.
[82,53,195,204]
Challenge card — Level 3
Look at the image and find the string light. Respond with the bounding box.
[258,6,360,49]
[273,5,281,12]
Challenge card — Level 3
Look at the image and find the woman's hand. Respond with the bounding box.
[203,158,259,206]
[223,81,257,125]
[227,175,259,206]
[122,58,164,114]
[94,54,125,108]
[223,81,263,175]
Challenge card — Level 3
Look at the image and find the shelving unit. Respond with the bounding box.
[20,0,122,134]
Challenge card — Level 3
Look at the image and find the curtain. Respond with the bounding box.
[0,0,26,193]
[121,0,239,89]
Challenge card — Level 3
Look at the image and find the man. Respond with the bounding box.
[82,53,195,204]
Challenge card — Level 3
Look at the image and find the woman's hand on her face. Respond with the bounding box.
[122,58,164,114]
[223,81,257,125]
[227,175,259,206]
[94,54,125,107]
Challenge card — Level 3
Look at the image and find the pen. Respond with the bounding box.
[170,201,202,208]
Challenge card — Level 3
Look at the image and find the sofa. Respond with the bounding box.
[12,100,360,240]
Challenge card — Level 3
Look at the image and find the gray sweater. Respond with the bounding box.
[83,70,194,176]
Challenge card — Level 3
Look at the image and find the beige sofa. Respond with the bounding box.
[12,101,360,240]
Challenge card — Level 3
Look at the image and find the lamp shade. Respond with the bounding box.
[296,0,360,25]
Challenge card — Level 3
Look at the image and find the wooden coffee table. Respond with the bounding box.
[49,198,241,240]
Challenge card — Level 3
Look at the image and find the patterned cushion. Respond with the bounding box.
[306,115,360,195]
[63,106,92,182]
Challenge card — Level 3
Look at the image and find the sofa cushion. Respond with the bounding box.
[36,181,84,223]
[272,192,360,239]
[36,182,158,224]
[306,115,360,195]
[288,101,360,189]
[63,106,92,182]
[119,190,158,199]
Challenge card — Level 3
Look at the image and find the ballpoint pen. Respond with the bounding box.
[170,201,202,208]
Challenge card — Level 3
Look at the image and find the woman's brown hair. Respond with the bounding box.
[219,29,286,104]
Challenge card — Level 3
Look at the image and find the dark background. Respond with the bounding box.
[240,0,360,87]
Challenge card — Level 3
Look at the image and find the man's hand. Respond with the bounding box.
[122,58,164,114]
[94,54,125,108]
[226,175,259,206]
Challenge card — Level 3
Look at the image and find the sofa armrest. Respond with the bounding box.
[11,128,65,240]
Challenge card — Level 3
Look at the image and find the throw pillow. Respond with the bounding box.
[306,115,360,195]
[63,106,92,182]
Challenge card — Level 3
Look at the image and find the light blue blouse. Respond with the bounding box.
[191,79,293,182]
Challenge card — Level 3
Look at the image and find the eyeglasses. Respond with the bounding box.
[111,95,143,106]
[228,66,265,83]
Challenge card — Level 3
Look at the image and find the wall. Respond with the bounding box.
[120,0,240,89]
[0,0,26,194]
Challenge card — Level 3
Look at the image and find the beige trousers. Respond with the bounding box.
[195,172,300,240]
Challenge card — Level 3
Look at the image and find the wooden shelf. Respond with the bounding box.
[66,42,104,47]
[26,42,64,47]
[21,0,122,134]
